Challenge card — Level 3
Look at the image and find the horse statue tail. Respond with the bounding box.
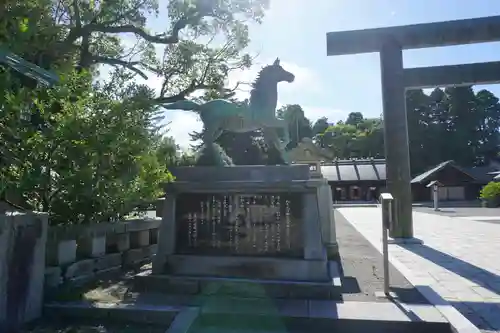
[162,100,201,112]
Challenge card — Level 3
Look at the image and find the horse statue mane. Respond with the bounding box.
[248,59,290,120]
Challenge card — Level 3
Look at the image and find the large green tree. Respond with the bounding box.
[318,112,384,159]
[1,0,269,223]
[2,0,269,101]
[277,104,313,149]
[1,69,173,224]
[154,135,196,167]
[406,86,500,174]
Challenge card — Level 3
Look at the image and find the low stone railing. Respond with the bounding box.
[44,217,160,289]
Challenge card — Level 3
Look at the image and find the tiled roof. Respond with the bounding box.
[462,166,497,183]
[321,159,386,182]
[410,160,455,184]
[411,160,498,184]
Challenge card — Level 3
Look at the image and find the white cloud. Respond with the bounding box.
[302,106,346,125]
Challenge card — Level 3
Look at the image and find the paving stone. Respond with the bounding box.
[338,207,499,333]
[274,299,308,317]
[471,286,500,299]
[452,302,492,331]
[451,290,486,302]
[333,212,427,304]
[467,303,500,330]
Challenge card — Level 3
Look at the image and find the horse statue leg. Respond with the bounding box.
[203,124,223,146]
[262,126,290,165]
[204,122,242,223]
[278,119,291,152]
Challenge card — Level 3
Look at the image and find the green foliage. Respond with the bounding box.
[2,0,269,101]
[345,112,364,127]
[480,182,500,200]
[407,87,500,174]
[190,129,268,165]
[1,0,269,225]
[1,69,173,225]
[317,113,384,159]
[277,104,312,149]
[154,136,196,167]
[177,152,197,166]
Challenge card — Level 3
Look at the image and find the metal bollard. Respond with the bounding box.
[379,192,394,296]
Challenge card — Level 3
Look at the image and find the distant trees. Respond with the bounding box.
[312,87,500,175]
[276,104,313,149]
[406,87,500,174]
[316,117,384,159]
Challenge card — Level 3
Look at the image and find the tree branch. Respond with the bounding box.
[92,56,148,79]
[154,81,220,104]
[73,0,82,28]
[87,12,207,45]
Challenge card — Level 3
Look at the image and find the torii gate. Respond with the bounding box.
[326,16,500,239]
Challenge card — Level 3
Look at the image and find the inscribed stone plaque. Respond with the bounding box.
[175,193,303,257]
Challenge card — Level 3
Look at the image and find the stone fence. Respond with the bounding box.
[0,212,160,328]
[44,217,160,289]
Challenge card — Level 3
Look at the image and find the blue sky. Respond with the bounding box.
[147,0,500,148]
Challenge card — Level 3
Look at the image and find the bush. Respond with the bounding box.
[479,181,500,201]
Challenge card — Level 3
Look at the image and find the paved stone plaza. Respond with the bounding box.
[415,207,500,223]
[338,207,500,333]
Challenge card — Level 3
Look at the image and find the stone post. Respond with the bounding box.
[303,192,325,260]
[433,184,439,211]
[379,38,413,238]
[152,195,176,274]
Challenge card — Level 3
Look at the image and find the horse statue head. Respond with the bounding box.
[265,58,295,84]
[249,58,295,119]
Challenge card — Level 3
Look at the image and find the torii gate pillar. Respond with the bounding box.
[378,39,413,238]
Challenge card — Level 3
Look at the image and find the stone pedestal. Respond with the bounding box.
[153,165,336,282]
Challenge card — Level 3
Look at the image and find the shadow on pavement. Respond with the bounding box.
[400,244,500,297]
